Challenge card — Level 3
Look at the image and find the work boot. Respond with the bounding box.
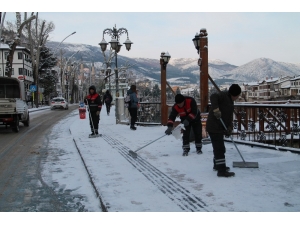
[90,132,95,136]
[196,143,202,154]
[213,166,230,171]
[196,148,203,154]
[182,149,189,156]
[217,170,235,177]
[130,126,137,130]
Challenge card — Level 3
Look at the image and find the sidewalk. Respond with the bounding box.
[67,105,300,212]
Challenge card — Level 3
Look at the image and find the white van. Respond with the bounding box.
[0,77,30,132]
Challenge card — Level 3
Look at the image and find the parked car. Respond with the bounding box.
[50,97,68,110]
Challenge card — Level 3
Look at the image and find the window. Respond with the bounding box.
[0,84,20,98]
[4,52,9,60]
[19,68,23,75]
[18,52,23,59]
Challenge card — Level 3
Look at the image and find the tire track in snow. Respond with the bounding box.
[102,134,209,212]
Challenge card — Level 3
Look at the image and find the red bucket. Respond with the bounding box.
[79,108,86,119]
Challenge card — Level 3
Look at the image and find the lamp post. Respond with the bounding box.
[101,65,112,92]
[160,51,171,126]
[192,28,208,113]
[40,31,76,68]
[99,24,133,124]
[52,31,76,56]
[61,51,79,99]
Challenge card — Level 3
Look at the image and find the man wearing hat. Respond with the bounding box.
[165,94,202,156]
[206,83,241,177]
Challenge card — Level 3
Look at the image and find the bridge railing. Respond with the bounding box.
[122,99,300,151]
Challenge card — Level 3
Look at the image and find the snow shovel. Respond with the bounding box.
[129,126,181,159]
[220,118,259,168]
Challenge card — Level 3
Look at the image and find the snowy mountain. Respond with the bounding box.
[224,58,300,83]
[46,41,300,85]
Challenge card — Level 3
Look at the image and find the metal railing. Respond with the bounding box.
[136,102,161,125]
[121,98,300,151]
[228,102,300,150]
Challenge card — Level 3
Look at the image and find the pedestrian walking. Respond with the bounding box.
[127,85,139,130]
[165,94,202,156]
[103,90,113,115]
[206,83,241,177]
[84,85,102,136]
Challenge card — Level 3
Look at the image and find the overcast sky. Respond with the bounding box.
[3,1,300,66]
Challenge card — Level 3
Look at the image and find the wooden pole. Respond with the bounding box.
[199,28,208,113]
[160,58,168,125]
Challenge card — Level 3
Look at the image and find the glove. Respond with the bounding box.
[96,111,100,116]
[224,127,232,138]
[165,126,173,135]
[213,108,221,119]
[183,119,189,127]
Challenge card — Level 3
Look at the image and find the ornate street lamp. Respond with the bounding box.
[160,51,171,125]
[99,24,133,124]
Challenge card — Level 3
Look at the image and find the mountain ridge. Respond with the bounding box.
[46,41,300,86]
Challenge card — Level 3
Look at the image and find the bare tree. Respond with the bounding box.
[0,12,6,43]
[23,12,55,107]
[5,13,36,77]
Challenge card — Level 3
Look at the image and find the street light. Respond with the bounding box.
[52,31,76,55]
[41,31,76,66]
[160,51,171,125]
[61,51,80,99]
[99,24,133,124]
[160,51,171,67]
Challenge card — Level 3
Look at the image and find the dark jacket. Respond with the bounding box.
[103,90,113,104]
[167,96,201,127]
[127,89,139,108]
[85,85,102,112]
[206,91,234,133]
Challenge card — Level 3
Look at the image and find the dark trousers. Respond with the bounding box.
[128,107,137,127]
[208,132,227,171]
[182,120,202,151]
[105,102,111,113]
[89,111,99,131]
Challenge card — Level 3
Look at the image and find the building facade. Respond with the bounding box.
[0,43,33,98]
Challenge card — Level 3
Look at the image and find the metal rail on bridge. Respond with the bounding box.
[122,99,300,150]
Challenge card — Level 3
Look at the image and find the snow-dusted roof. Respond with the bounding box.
[290,76,300,81]
[0,43,27,50]
[244,82,259,86]
[281,84,291,89]
[266,78,279,83]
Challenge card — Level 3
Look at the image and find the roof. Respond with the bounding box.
[281,84,291,89]
[0,43,30,53]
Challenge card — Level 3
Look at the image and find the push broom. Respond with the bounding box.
[220,118,259,168]
[129,125,181,159]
